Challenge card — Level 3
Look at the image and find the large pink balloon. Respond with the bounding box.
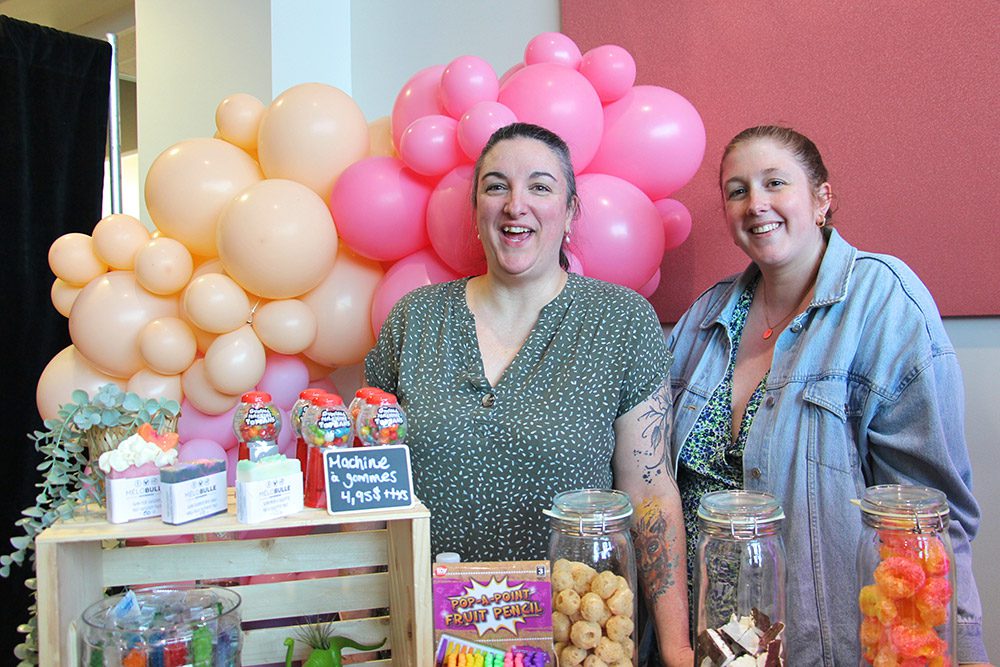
[144,138,263,257]
[457,101,518,161]
[638,268,662,299]
[225,446,238,487]
[178,438,227,462]
[372,248,461,335]
[426,165,485,276]
[391,65,447,152]
[256,83,369,199]
[217,179,338,299]
[177,400,239,450]
[586,86,706,200]
[398,115,464,177]
[573,174,665,291]
[498,63,603,172]
[36,345,127,421]
[440,55,500,119]
[654,198,694,250]
[579,45,636,103]
[69,271,179,378]
[257,354,309,410]
[524,32,583,69]
[329,157,432,262]
[300,248,383,367]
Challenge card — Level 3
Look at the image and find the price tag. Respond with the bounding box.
[323,445,414,515]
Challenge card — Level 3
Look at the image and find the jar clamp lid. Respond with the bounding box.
[544,488,633,534]
[697,490,785,539]
[858,484,949,532]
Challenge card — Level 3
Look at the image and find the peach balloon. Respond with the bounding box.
[215,93,265,153]
[48,233,107,286]
[181,359,240,415]
[92,214,151,269]
[216,179,338,299]
[204,324,266,395]
[36,345,128,421]
[369,116,396,158]
[189,322,217,355]
[192,257,226,278]
[51,279,83,318]
[145,137,263,257]
[139,317,197,375]
[301,248,383,367]
[256,83,369,198]
[299,355,335,382]
[68,271,179,378]
[127,369,183,404]
[251,299,317,355]
[182,272,250,334]
[134,237,194,296]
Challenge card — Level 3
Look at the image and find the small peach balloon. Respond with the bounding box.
[92,214,151,269]
[127,369,183,404]
[139,317,197,375]
[369,116,396,158]
[51,279,83,318]
[145,137,263,256]
[36,345,127,422]
[256,83,369,198]
[182,273,251,334]
[204,324,266,395]
[216,179,338,299]
[251,299,317,355]
[189,322,218,355]
[181,359,240,415]
[134,237,194,295]
[215,93,265,153]
[48,233,107,286]
[68,271,179,378]
[192,257,226,279]
[301,248,383,367]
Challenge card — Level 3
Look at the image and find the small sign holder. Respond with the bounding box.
[323,444,415,515]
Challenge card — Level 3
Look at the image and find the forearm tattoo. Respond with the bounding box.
[632,497,679,605]
[636,382,673,484]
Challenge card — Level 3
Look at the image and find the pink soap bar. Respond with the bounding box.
[106,461,160,479]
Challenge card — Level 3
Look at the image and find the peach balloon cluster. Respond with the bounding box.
[37,32,704,439]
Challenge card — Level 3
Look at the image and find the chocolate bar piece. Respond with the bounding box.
[759,620,784,647]
[763,638,782,666]
[751,607,772,633]
[697,628,735,665]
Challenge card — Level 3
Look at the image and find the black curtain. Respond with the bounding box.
[0,16,110,659]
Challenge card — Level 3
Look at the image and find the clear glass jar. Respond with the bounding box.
[300,393,352,509]
[857,484,957,666]
[356,392,407,447]
[233,391,281,462]
[546,488,638,667]
[77,585,241,666]
[694,490,786,666]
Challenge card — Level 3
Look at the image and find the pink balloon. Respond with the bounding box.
[330,157,432,262]
[579,45,636,103]
[391,65,446,151]
[308,377,338,394]
[426,165,486,276]
[587,86,706,200]
[524,32,583,69]
[256,354,309,410]
[225,446,238,487]
[177,400,239,450]
[178,438,227,462]
[277,407,294,454]
[654,198,694,250]
[440,55,500,119]
[457,101,518,161]
[573,174,665,291]
[498,63,604,172]
[398,115,463,177]
[638,268,662,299]
[564,248,585,276]
[372,248,461,335]
[498,62,525,87]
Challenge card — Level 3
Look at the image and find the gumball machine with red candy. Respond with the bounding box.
[233,392,282,462]
[357,391,408,447]
[300,393,353,508]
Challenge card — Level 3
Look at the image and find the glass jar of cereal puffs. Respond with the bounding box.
[545,488,637,667]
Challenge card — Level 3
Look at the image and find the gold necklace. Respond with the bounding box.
[760,284,800,340]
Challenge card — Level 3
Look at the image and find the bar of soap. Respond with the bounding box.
[236,454,301,482]
[160,459,226,483]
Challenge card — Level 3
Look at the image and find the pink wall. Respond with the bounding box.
[563,1,1000,321]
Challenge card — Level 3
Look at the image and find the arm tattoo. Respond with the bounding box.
[632,497,679,605]
[635,382,673,485]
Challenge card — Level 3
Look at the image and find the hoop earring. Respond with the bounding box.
[563,233,571,245]
[816,215,827,228]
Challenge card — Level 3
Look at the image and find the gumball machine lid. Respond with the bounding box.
[298,388,326,401]
[240,391,272,404]
[315,393,345,407]
[355,386,382,399]
[373,392,398,405]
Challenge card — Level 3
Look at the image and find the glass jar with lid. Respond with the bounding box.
[694,490,786,666]
[545,488,638,667]
[857,484,956,667]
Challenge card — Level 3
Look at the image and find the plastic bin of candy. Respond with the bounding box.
[34,494,432,666]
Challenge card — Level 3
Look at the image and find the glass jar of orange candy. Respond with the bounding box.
[857,484,956,666]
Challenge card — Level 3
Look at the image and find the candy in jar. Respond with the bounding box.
[357,392,407,446]
[349,387,383,446]
[233,392,281,462]
[291,388,325,469]
[301,393,352,508]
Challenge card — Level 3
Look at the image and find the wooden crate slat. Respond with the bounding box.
[241,616,392,666]
[235,572,390,621]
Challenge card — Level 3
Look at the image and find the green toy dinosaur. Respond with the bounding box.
[283,634,386,667]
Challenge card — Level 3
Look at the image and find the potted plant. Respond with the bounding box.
[1,383,180,665]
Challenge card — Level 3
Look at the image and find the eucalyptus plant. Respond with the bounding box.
[1,383,180,665]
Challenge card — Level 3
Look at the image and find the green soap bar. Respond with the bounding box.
[236,454,301,482]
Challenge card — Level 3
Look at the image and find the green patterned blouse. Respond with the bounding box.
[365,273,671,561]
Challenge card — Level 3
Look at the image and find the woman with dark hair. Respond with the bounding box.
[668,125,989,664]
[366,123,694,665]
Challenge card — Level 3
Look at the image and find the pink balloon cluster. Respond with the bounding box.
[36,32,704,442]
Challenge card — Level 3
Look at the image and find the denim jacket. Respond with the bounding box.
[667,229,986,664]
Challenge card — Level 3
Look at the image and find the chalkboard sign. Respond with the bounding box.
[323,445,415,515]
